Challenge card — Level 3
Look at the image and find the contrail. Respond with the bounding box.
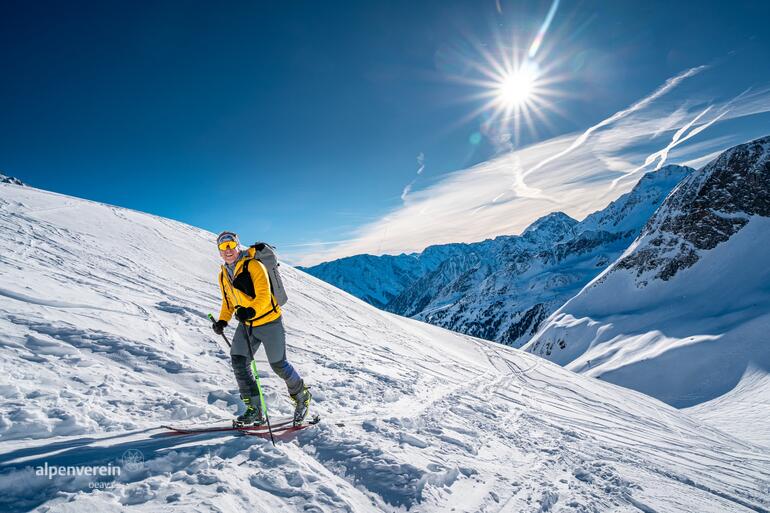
[529,0,560,59]
[524,65,709,178]
[613,84,753,189]
[645,106,716,170]
[401,181,414,201]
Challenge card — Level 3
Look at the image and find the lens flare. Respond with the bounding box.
[443,0,572,149]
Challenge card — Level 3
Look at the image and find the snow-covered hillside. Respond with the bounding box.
[526,135,770,447]
[304,165,692,348]
[1,180,769,512]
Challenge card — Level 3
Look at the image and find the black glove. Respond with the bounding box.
[212,320,227,335]
[234,306,256,323]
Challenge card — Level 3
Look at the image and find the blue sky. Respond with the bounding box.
[2,0,769,265]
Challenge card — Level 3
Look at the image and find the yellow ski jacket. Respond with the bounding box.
[217,247,282,326]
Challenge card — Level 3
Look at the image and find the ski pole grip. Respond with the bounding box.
[208,313,231,347]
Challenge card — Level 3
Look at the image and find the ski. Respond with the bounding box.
[160,414,320,436]
[241,420,318,439]
[160,417,293,435]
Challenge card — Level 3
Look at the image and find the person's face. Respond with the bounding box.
[219,242,240,264]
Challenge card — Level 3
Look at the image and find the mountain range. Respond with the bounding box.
[302,164,693,348]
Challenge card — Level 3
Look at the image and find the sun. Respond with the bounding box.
[437,0,571,148]
[449,48,566,147]
[497,65,537,108]
[446,31,569,147]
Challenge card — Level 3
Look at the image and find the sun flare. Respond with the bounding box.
[497,65,537,107]
[449,24,568,147]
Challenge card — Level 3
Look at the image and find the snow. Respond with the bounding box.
[686,365,770,448]
[526,136,770,448]
[527,216,770,410]
[0,174,25,186]
[1,182,769,512]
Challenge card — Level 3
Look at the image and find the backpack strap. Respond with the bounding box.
[219,269,232,310]
[244,258,278,320]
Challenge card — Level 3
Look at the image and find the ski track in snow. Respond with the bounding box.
[0,183,769,512]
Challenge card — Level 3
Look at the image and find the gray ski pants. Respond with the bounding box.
[230,316,304,398]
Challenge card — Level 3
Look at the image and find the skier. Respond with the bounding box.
[210,231,311,427]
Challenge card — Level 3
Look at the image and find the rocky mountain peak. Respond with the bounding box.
[0,173,25,186]
[579,164,693,235]
[522,211,578,243]
[613,135,770,283]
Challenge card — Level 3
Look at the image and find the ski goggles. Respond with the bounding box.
[218,240,238,251]
[217,232,239,251]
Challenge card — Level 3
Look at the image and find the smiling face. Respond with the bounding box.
[219,245,240,265]
[216,232,241,265]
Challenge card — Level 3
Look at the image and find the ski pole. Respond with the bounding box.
[208,313,231,348]
[208,313,276,445]
[247,322,276,446]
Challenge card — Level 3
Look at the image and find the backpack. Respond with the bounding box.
[249,242,289,306]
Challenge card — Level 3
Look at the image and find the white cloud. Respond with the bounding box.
[644,107,727,170]
[286,67,770,267]
[681,149,724,169]
[417,152,425,175]
[524,65,709,178]
[400,181,413,201]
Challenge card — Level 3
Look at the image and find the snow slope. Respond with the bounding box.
[0,181,769,512]
[526,136,770,447]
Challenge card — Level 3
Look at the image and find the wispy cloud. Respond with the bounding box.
[682,148,726,169]
[607,85,765,190]
[286,66,770,267]
[634,106,727,170]
[400,182,413,201]
[525,65,709,178]
[401,152,427,202]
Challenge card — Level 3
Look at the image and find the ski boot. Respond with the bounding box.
[233,395,265,428]
[291,385,312,426]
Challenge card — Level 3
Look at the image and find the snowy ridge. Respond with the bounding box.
[0,181,769,512]
[612,136,770,283]
[526,135,770,446]
[297,244,468,309]
[303,166,691,348]
[0,173,25,186]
